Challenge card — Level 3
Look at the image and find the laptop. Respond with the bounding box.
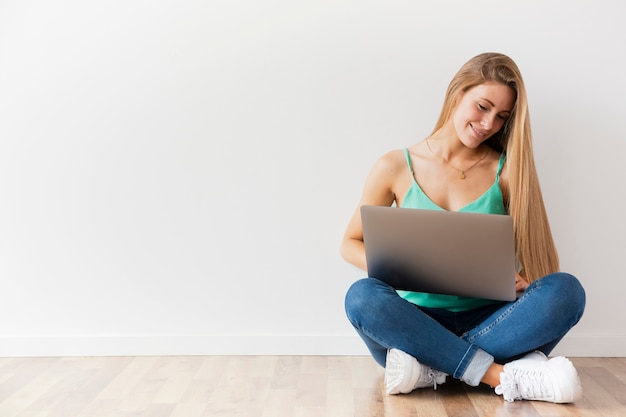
[360,205,517,301]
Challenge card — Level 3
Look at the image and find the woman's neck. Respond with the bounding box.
[427,126,488,161]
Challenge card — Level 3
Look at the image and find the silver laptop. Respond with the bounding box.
[361,205,516,301]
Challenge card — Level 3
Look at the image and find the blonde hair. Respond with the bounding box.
[432,52,559,282]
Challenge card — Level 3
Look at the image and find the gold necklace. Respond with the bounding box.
[426,138,490,179]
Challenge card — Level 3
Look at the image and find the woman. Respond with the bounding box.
[340,52,586,403]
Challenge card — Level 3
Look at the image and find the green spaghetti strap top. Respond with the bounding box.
[396,148,507,312]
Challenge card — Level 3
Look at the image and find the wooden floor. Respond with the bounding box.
[0,356,624,417]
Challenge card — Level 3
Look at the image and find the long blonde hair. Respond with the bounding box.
[432,52,559,282]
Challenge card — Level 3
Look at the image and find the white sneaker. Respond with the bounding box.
[384,348,447,394]
[495,351,583,403]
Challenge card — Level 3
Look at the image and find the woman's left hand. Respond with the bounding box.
[515,272,529,294]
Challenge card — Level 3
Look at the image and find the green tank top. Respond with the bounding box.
[396,148,507,312]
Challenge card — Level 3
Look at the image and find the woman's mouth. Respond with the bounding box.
[470,123,488,139]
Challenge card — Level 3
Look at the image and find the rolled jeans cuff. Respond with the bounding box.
[459,348,494,387]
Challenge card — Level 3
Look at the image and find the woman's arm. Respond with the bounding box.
[340,151,403,271]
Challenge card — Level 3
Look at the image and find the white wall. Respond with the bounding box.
[0,0,624,357]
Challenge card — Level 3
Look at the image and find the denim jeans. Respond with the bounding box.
[344,273,585,386]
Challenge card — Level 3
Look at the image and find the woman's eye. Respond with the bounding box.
[497,114,509,121]
[478,104,487,111]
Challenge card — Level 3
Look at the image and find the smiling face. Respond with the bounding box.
[451,81,515,149]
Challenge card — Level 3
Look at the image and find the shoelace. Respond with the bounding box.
[495,369,552,402]
[428,369,440,390]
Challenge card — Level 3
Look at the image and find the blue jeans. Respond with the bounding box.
[344,273,585,386]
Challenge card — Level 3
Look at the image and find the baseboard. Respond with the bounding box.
[550,336,625,357]
[0,335,369,357]
[0,334,622,357]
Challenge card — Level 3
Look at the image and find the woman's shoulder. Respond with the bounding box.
[371,148,410,175]
[360,149,412,204]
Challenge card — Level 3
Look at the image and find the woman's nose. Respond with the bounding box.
[481,116,494,130]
